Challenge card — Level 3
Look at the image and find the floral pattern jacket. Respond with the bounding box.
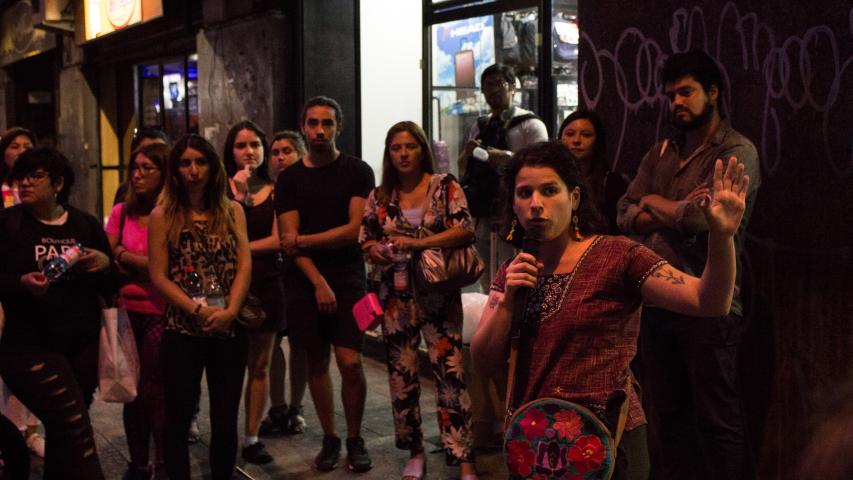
[359,173,474,298]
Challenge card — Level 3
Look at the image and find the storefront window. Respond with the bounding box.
[429,7,538,177]
[552,0,579,125]
[139,63,160,128]
[136,53,198,142]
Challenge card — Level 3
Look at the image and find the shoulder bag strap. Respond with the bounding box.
[504,342,521,429]
[613,374,633,447]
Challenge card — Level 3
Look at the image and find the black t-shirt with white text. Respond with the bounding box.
[0,206,114,352]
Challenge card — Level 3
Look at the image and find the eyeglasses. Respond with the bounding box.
[21,171,50,183]
[130,164,161,176]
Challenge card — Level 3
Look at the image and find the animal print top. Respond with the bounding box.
[165,221,238,337]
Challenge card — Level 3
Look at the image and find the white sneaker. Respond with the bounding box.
[26,432,45,458]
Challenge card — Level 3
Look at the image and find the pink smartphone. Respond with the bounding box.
[352,293,383,331]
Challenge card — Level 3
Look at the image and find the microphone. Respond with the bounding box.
[510,232,542,335]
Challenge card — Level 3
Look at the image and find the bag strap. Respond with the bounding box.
[418,175,441,228]
[613,374,632,446]
[506,112,540,130]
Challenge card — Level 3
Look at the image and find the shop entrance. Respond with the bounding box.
[424,0,579,175]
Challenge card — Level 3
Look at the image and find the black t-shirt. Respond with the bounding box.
[274,153,375,290]
[0,206,114,352]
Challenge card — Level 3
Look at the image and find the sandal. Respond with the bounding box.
[401,456,426,480]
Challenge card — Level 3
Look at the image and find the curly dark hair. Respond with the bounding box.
[662,50,727,118]
[501,141,606,247]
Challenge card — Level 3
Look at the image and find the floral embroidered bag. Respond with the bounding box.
[502,282,630,479]
[503,394,628,479]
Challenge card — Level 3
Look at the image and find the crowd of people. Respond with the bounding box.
[0,49,761,480]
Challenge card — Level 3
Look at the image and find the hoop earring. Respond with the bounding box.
[572,213,583,241]
[506,217,518,242]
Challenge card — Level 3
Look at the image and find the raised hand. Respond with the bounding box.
[701,156,749,237]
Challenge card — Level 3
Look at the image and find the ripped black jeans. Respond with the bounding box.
[0,341,104,480]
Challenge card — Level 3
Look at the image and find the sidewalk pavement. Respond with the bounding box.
[26,337,508,479]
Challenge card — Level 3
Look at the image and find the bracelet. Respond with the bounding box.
[191,303,202,319]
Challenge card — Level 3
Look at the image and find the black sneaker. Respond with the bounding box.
[314,435,341,471]
[287,405,306,434]
[242,441,274,465]
[259,405,289,437]
[346,436,372,473]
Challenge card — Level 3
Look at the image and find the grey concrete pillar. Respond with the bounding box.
[56,36,99,215]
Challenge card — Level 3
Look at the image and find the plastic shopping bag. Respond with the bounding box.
[98,306,139,403]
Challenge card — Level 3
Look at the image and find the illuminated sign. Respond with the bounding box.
[83,0,162,40]
[0,0,57,67]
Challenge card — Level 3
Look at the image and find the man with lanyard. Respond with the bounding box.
[276,96,375,473]
[458,63,548,292]
[617,50,761,480]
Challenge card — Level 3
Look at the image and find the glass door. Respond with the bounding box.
[135,53,199,144]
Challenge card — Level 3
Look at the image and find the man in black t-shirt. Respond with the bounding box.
[275,96,375,473]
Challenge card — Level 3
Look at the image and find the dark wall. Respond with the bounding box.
[579,1,853,478]
[301,0,360,157]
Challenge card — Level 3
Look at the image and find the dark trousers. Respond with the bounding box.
[0,342,104,480]
[123,312,167,468]
[613,425,651,480]
[639,307,750,480]
[161,329,247,480]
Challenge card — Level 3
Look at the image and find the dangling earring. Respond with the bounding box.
[506,217,518,241]
[571,213,583,241]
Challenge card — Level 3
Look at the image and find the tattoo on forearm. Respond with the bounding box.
[652,267,685,285]
[487,294,499,309]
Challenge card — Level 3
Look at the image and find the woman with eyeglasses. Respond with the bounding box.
[104,142,169,479]
[0,147,114,480]
[148,134,251,480]
[0,127,47,461]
